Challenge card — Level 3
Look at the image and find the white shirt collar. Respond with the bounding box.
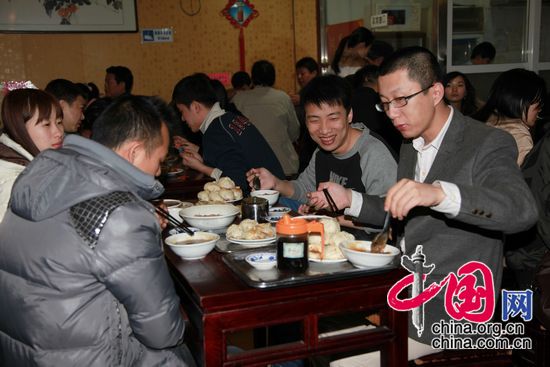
[412,106,454,153]
[200,102,226,134]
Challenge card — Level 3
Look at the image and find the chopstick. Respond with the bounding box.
[322,188,339,213]
[155,207,195,236]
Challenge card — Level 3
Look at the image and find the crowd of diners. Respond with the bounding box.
[0,25,549,366]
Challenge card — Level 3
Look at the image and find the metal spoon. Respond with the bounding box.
[371,211,391,253]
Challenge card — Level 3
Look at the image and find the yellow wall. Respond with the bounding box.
[0,0,318,101]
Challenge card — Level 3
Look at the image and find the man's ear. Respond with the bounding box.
[347,108,354,124]
[59,99,69,110]
[115,140,142,164]
[432,83,445,105]
[190,100,202,114]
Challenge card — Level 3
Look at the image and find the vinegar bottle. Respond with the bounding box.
[276,215,324,273]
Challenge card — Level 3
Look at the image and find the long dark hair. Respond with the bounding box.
[443,72,478,116]
[473,68,546,123]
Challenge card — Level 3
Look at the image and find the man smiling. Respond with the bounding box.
[247,74,396,231]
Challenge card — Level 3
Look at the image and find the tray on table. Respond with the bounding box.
[222,248,398,289]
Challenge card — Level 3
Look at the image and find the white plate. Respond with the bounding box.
[226,235,277,247]
[266,215,283,223]
[309,257,347,263]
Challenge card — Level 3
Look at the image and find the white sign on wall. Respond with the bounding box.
[141,28,173,43]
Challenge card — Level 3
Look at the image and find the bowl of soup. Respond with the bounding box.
[164,232,220,260]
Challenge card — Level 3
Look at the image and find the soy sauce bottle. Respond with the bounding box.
[276,214,324,273]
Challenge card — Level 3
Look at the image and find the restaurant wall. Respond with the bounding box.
[0,0,318,101]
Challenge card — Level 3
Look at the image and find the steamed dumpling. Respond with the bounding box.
[232,188,243,200]
[239,219,257,233]
[219,177,236,189]
[226,224,243,239]
[204,181,221,192]
[208,191,223,202]
[219,189,234,201]
[319,218,340,235]
[331,231,355,247]
[197,191,210,201]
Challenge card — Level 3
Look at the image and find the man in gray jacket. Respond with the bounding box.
[0,95,195,366]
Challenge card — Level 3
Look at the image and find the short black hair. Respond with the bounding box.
[471,42,496,61]
[45,79,85,104]
[379,46,443,89]
[106,65,134,93]
[172,73,218,108]
[92,95,166,155]
[300,75,352,113]
[251,60,275,87]
[295,57,320,74]
[231,71,251,89]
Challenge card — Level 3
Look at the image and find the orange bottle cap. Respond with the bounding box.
[276,214,308,235]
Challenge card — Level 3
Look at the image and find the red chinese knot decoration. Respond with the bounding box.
[221,0,259,71]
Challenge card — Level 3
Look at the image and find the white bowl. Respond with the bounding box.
[163,199,183,209]
[269,206,291,216]
[179,204,239,230]
[339,241,400,268]
[250,190,280,206]
[245,252,277,270]
[165,232,220,260]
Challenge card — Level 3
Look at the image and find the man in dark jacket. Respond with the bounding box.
[172,73,285,194]
[0,95,195,366]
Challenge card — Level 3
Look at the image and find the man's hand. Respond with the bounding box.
[246,168,277,190]
[152,201,168,230]
[385,179,445,220]
[307,181,352,210]
[173,135,200,154]
[182,151,205,171]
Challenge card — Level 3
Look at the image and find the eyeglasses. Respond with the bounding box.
[375,84,434,112]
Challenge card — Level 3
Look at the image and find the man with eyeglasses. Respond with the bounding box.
[310,47,537,366]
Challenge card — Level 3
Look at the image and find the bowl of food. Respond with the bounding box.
[339,241,400,268]
[164,232,220,260]
[179,204,240,230]
[250,189,280,206]
[245,252,277,270]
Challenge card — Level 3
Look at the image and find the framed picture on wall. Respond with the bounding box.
[374,2,421,32]
[0,0,137,32]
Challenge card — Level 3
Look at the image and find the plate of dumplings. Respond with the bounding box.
[196,177,243,205]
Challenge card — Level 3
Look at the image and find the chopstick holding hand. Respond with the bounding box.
[307,182,352,210]
[173,136,199,154]
[152,200,169,230]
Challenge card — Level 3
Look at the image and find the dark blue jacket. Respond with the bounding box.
[203,112,285,193]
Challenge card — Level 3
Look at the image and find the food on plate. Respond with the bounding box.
[226,219,276,240]
[197,177,243,203]
[307,217,354,261]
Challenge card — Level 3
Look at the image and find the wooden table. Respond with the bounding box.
[159,168,212,200]
[166,249,408,366]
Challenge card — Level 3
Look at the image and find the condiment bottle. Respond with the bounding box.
[275,214,324,273]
